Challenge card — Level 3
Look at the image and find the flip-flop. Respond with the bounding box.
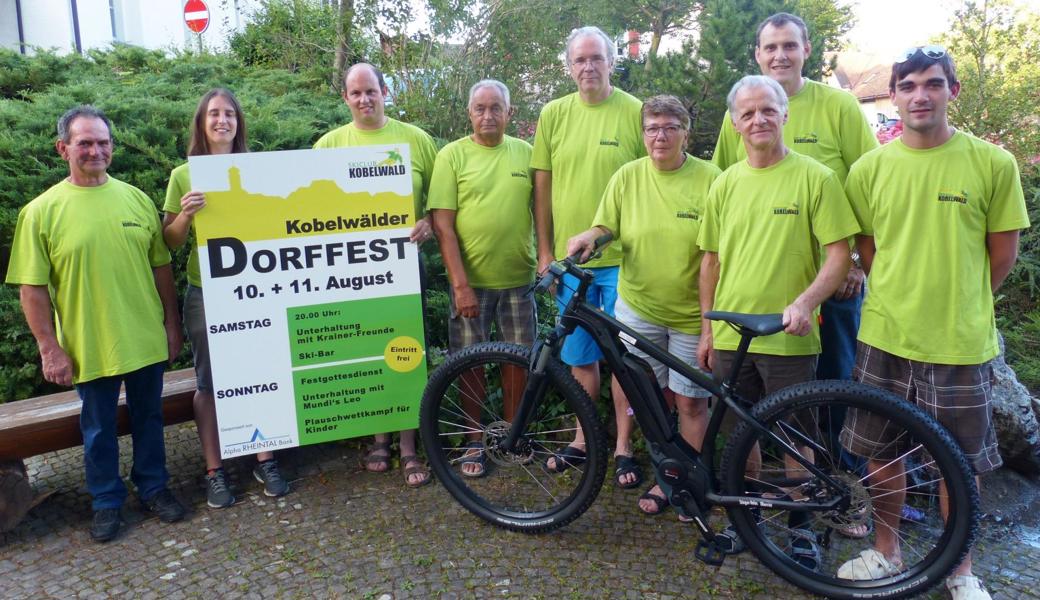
[546,445,586,473]
[613,454,643,489]
[638,487,669,515]
[459,441,486,478]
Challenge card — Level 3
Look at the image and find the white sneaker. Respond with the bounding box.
[946,575,991,600]
[836,549,903,580]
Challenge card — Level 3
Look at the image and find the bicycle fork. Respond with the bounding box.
[499,336,558,455]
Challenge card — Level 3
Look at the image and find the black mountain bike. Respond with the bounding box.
[418,244,979,599]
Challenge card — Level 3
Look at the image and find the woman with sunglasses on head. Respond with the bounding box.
[162,88,290,508]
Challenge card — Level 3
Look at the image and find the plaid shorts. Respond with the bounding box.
[841,341,1002,474]
[448,285,536,353]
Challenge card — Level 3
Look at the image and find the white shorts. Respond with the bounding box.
[613,296,711,399]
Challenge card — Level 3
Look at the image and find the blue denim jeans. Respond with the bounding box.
[76,361,169,510]
[818,291,865,473]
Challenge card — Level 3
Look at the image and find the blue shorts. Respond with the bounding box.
[555,266,619,367]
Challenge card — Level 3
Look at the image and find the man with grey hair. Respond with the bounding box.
[531,26,646,487]
[697,76,858,568]
[713,14,879,472]
[6,105,186,542]
[428,79,535,478]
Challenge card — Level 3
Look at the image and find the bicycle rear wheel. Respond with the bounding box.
[720,380,979,599]
[419,342,607,533]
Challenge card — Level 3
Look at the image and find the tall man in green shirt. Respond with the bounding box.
[713,12,878,396]
[697,76,858,566]
[6,106,186,542]
[837,48,1029,600]
[315,62,438,488]
[531,26,646,486]
[429,79,536,478]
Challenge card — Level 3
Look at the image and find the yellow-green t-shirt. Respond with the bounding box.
[846,131,1030,364]
[313,118,438,219]
[698,152,860,355]
[427,135,535,289]
[162,163,203,287]
[6,178,171,383]
[530,88,645,268]
[593,155,721,334]
[712,80,878,183]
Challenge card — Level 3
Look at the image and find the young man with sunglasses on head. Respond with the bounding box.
[838,46,1029,600]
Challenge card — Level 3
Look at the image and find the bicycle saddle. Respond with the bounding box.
[705,312,785,336]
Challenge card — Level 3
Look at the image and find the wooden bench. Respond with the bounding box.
[0,368,197,531]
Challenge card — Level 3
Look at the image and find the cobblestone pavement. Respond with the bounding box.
[2,423,1039,599]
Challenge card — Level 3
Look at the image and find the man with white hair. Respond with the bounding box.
[429,80,536,478]
[531,26,646,487]
[697,75,858,569]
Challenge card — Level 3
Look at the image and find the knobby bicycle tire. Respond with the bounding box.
[419,342,608,533]
[720,380,979,599]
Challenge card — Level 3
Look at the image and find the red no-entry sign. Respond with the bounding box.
[184,0,210,34]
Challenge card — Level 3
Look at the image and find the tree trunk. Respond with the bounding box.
[0,460,32,533]
[332,0,356,92]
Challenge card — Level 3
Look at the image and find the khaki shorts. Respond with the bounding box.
[841,341,1002,474]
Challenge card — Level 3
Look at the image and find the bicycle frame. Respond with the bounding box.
[501,262,849,547]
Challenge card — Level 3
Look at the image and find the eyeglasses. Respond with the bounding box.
[572,56,607,68]
[894,45,946,63]
[643,124,684,138]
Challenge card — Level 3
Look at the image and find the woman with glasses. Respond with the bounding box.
[566,95,721,517]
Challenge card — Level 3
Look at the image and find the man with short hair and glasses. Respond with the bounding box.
[531,26,646,487]
[837,46,1029,600]
[428,80,536,478]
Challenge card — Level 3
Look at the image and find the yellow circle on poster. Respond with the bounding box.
[384,336,424,372]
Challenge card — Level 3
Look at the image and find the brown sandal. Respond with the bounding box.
[401,455,431,488]
[362,441,391,473]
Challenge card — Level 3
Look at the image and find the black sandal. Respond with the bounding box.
[638,487,669,515]
[546,445,586,473]
[613,455,643,489]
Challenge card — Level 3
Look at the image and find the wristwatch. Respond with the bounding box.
[850,250,863,270]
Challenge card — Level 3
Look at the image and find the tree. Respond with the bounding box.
[939,0,1040,166]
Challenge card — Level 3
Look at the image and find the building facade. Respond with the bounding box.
[0,0,261,55]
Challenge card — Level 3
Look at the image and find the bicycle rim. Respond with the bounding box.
[720,380,979,599]
[419,342,607,533]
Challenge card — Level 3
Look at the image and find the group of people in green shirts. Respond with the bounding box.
[426,15,1027,600]
[4,11,1030,599]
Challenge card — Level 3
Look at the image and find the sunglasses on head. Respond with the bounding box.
[894,45,947,63]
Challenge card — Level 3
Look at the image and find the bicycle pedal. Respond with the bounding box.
[695,540,726,566]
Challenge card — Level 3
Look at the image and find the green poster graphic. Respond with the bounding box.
[188,146,427,458]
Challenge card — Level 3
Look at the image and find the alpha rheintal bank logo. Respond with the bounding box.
[222,427,294,456]
[347,149,406,178]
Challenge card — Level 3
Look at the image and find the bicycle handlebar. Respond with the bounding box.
[533,233,614,294]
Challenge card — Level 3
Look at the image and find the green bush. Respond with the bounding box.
[0,47,351,401]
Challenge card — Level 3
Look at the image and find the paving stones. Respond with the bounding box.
[0,422,1038,598]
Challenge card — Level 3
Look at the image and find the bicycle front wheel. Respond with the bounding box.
[419,342,607,533]
[720,380,979,600]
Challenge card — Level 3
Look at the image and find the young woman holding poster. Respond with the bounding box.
[162,88,290,508]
